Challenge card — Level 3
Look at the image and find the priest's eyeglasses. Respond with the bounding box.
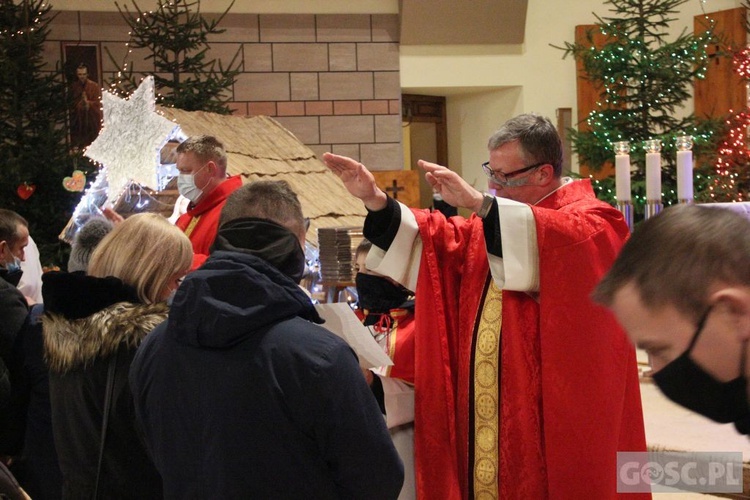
[481,161,545,186]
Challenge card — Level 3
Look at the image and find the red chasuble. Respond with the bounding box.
[175,175,242,269]
[410,180,649,499]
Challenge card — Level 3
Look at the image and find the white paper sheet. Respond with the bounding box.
[315,303,393,369]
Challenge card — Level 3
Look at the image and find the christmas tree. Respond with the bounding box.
[106,0,240,114]
[558,0,723,210]
[0,0,83,265]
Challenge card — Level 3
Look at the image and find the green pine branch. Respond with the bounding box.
[105,0,240,114]
[0,0,84,265]
[555,0,724,201]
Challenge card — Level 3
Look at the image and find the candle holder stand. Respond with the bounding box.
[616,200,634,232]
[644,200,663,220]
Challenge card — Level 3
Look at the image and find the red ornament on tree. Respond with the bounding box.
[16,183,36,200]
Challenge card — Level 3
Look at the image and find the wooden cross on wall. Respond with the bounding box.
[707,44,722,66]
[385,179,405,199]
[371,170,421,208]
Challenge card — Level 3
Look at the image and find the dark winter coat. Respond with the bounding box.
[0,269,27,360]
[42,272,164,500]
[0,269,28,414]
[7,304,63,500]
[130,250,404,499]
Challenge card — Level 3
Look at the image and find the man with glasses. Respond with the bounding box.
[322,113,647,499]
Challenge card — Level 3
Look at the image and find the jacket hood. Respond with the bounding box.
[211,217,306,283]
[168,250,321,349]
[43,271,140,320]
[44,301,169,374]
[42,272,167,373]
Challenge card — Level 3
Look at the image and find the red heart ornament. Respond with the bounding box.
[17,183,36,200]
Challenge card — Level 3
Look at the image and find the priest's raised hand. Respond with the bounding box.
[323,153,486,214]
[418,159,485,213]
[322,153,387,211]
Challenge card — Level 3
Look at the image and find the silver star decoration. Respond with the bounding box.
[85,76,178,204]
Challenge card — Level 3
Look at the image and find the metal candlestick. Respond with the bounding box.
[616,200,633,232]
[644,199,663,220]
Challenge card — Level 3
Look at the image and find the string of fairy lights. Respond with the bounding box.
[108,1,185,104]
[581,0,750,205]
[3,0,747,205]
[0,3,44,38]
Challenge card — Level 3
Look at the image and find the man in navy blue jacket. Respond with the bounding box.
[130,181,404,499]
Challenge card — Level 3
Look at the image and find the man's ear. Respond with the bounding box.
[0,241,8,265]
[537,164,556,186]
[710,287,750,341]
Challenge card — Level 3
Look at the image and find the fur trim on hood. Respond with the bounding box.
[44,301,168,374]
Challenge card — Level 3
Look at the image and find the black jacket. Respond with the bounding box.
[130,250,404,499]
[43,272,164,499]
[0,269,29,451]
[7,304,62,499]
[0,269,27,362]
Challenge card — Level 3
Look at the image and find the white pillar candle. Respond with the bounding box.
[645,152,661,200]
[615,154,631,202]
[676,150,693,200]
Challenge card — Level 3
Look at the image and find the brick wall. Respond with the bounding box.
[46,11,403,170]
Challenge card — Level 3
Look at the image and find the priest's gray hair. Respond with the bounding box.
[487,113,563,177]
[176,135,228,173]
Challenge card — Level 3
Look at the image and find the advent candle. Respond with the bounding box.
[644,139,662,200]
[675,135,694,201]
[613,141,631,202]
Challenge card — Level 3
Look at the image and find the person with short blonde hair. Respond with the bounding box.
[174,135,243,268]
[41,212,192,498]
[88,213,192,303]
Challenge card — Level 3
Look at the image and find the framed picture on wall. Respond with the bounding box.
[63,43,103,149]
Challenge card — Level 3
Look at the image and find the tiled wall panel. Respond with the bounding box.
[47,12,402,167]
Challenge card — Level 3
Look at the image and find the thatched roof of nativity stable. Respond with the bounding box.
[129,107,367,248]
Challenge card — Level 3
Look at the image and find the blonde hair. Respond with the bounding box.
[175,135,227,173]
[88,213,193,304]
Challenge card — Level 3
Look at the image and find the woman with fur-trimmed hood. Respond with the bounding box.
[42,213,192,499]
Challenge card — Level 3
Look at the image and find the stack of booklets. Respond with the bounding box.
[317,226,364,283]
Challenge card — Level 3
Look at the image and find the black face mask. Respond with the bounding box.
[652,306,750,431]
[355,273,411,314]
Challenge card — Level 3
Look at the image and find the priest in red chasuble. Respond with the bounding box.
[174,135,242,269]
[322,113,648,500]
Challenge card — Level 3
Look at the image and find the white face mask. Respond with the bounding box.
[177,173,203,203]
[177,162,210,203]
[5,256,21,273]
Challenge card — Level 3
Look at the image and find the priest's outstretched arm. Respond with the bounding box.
[321,153,540,292]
